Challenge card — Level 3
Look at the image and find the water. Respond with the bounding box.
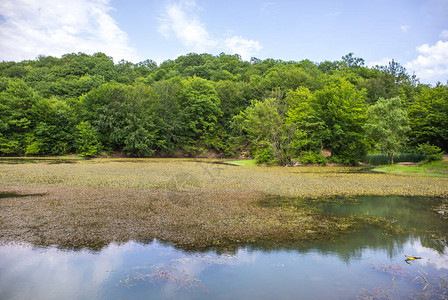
[1,196,447,299]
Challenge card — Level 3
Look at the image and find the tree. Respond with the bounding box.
[365,97,410,164]
[261,64,311,93]
[177,76,222,152]
[79,82,157,156]
[0,51,429,160]
[408,85,448,152]
[380,59,409,85]
[341,53,365,68]
[311,77,368,164]
[286,87,325,152]
[0,79,38,154]
[150,79,184,154]
[75,122,102,157]
[27,97,76,155]
[233,98,301,165]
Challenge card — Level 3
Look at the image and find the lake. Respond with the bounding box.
[1,195,447,299]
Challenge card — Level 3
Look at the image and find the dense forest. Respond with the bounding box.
[0,52,446,165]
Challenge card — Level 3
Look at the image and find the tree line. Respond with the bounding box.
[0,52,446,164]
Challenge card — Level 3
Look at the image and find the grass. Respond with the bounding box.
[372,160,448,178]
[0,158,447,251]
[364,153,426,165]
[224,159,257,166]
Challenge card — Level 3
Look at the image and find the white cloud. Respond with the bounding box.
[440,30,448,39]
[0,0,139,62]
[224,36,262,61]
[405,40,448,85]
[158,0,262,60]
[400,25,410,32]
[158,1,216,52]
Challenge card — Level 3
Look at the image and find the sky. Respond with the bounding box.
[0,0,447,85]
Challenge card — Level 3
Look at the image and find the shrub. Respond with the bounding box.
[299,151,327,165]
[75,122,102,157]
[418,143,444,161]
[254,147,275,164]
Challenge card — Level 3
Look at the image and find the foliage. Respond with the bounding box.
[286,87,323,152]
[0,52,446,162]
[365,97,410,164]
[234,98,300,165]
[417,142,444,161]
[177,76,222,151]
[0,79,38,154]
[79,82,157,156]
[75,121,102,157]
[254,145,275,164]
[287,78,368,165]
[299,151,327,165]
[409,85,448,151]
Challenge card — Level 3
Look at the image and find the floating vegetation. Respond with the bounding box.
[0,186,362,250]
[358,264,448,299]
[120,264,206,293]
[119,253,239,295]
[0,158,447,250]
[433,198,448,218]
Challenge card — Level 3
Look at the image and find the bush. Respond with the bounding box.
[75,122,102,157]
[418,143,444,161]
[299,151,327,165]
[25,141,42,155]
[254,147,275,164]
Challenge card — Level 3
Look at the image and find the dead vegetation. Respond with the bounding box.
[0,186,357,250]
[0,158,447,250]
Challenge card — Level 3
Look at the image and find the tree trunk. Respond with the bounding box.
[388,153,394,164]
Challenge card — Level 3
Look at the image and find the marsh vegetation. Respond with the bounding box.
[1,158,447,251]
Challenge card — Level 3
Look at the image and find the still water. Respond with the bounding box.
[1,196,447,299]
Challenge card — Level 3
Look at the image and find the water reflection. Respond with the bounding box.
[1,238,447,299]
[0,196,447,299]
[319,195,448,255]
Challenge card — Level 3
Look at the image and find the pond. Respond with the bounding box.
[1,196,447,299]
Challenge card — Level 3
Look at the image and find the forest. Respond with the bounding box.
[0,52,446,165]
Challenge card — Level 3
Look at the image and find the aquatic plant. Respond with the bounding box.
[0,158,447,250]
[358,264,448,299]
[120,264,206,293]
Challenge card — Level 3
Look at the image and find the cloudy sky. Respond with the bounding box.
[0,0,447,85]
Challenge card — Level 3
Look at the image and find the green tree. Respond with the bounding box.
[26,97,76,155]
[177,76,222,153]
[311,78,368,164]
[79,82,157,156]
[261,64,311,93]
[408,85,448,151]
[149,79,184,154]
[75,121,102,157]
[365,97,410,164]
[286,87,325,152]
[233,98,301,165]
[341,53,365,68]
[0,79,38,154]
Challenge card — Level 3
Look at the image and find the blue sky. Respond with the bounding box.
[0,0,447,84]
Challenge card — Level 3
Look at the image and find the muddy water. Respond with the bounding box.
[1,196,447,299]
